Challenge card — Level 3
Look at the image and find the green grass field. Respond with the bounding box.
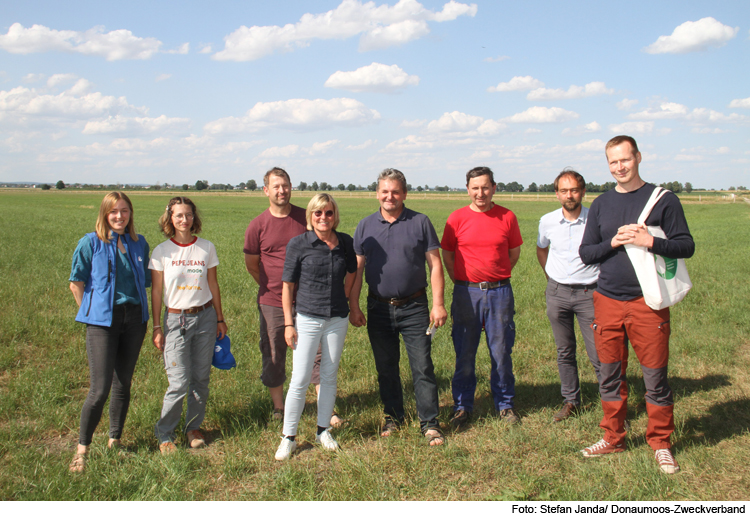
[0,189,748,501]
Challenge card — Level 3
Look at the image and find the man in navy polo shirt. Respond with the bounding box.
[349,168,447,446]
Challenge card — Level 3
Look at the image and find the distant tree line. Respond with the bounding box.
[33,179,740,195]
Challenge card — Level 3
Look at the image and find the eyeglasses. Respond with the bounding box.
[173,213,194,220]
[313,210,334,218]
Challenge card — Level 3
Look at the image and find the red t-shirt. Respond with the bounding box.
[441,204,523,282]
[243,205,307,307]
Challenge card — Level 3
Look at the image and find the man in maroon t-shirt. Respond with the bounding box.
[244,168,331,422]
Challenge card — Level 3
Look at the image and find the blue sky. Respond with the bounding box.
[1,0,748,189]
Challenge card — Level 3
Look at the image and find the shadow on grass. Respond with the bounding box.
[207,373,736,446]
[680,397,750,446]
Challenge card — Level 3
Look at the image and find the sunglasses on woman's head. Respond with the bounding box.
[314,210,334,218]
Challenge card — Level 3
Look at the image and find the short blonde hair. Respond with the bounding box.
[95,192,138,242]
[305,193,340,231]
[158,197,203,238]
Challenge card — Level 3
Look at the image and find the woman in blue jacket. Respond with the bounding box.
[68,192,151,472]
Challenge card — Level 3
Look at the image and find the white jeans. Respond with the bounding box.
[282,313,348,437]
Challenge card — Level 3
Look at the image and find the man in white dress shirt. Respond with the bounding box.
[537,169,602,421]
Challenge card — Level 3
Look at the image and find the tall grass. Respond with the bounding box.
[0,190,748,500]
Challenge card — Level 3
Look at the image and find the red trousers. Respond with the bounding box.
[592,291,674,450]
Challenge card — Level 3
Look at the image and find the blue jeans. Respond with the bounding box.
[451,283,516,412]
[367,294,439,432]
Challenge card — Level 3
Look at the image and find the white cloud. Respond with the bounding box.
[629,102,689,120]
[166,43,190,55]
[212,0,477,61]
[82,115,191,136]
[308,139,340,154]
[68,79,93,96]
[382,135,435,152]
[427,111,483,132]
[255,145,301,160]
[687,108,747,123]
[608,121,655,135]
[674,154,704,161]
[562,121,602,136]
[729,97,750,109]
[400,119,427,128]
[47,73,78,87]
[426,111,506,136]
[616,98,638,110]
[155,74,172,82]
[487,75,543,93]
[483,55,510,63]
[527,82,614,101]
[204,97,381,134]
[0,84,142,124]
[692,127,727,134]
[524,128,542,134]
[0,23,163,60]
[22,73,45,84]
[716,146,730,154]
[37,135,264,165]
[253,140,341,161]
[198,44,212,54]
[347,139,376,150]
[630,102,748,123]
[643,17,739,54]
[359,19,430,51]
[574,139,606,151]
[325,63,419,93]
[502,106,579,123]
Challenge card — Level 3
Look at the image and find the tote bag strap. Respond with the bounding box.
[637,186,670,225]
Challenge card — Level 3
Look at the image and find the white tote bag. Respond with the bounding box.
[625,187,692,310]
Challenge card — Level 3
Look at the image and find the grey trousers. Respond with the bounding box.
[155,306,216,443]
[545,279,602,405]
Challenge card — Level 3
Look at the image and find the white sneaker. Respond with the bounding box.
[274,437,297,461]
[655,448,681,474]
[315,429,340,451]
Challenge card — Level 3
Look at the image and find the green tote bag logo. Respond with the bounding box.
[655,254,678,280]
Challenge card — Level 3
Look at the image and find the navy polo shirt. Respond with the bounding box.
[282,230,357,318]
[353,207,440,299]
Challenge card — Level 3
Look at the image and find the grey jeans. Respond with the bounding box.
[80,303,147,445]
[545,279,602,405]
[155,306,216,443]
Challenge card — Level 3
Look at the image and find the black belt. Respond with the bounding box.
[368,288,426,307]
[454,279,510,290]
[549,279,597,290]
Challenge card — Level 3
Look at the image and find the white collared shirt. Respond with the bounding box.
[537,207,599,285]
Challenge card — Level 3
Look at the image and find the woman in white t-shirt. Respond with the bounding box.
[149,197,228,454]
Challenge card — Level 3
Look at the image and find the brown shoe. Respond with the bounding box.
[498,408,521,425]
[553,402,580,422]
[449,409,471,430]
[186,430,206,449]
[580,438,625,457]
[159,441,177,454]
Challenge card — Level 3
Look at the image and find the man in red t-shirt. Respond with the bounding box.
[441,166,523,428]
[244,168,331,423]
